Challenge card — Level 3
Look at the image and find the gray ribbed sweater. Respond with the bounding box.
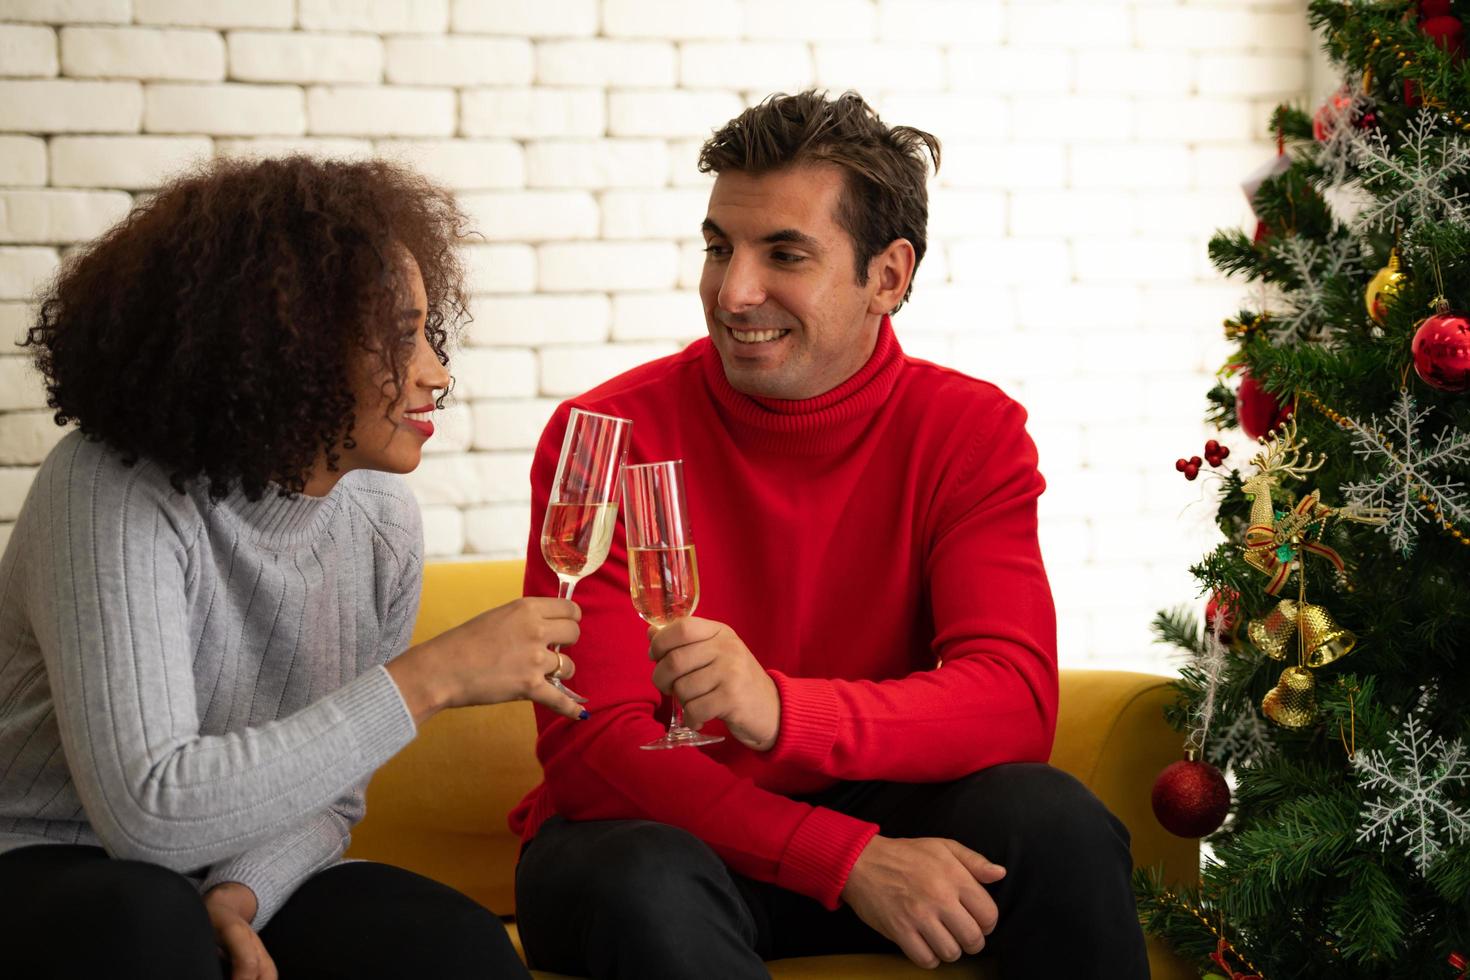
[0,431,421,926]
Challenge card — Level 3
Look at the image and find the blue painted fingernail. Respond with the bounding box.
[578,709,589,721]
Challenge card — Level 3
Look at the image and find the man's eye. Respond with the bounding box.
[772,251,803,264]
[703,243,730,257]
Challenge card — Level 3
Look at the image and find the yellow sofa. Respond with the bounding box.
[347,560,1199,978]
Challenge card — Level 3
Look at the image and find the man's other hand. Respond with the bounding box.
[648,618,780,751]
[840,835,1006,969]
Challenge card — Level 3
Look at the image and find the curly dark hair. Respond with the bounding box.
[25,154,469,500]
[698,90,940,312]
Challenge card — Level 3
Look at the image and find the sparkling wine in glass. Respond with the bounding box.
[622,460,723,750]
[540,408,633,703]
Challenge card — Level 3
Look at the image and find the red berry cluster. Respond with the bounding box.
[1176,440,1230,481]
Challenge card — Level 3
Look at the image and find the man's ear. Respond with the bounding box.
[867,238,917,316]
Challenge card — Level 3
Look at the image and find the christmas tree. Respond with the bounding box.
[1134,3,1470,977]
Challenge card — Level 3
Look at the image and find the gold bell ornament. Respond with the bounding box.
[1296,602,1355,668]
[1261,665,1317,729]
[1245,598,1356,668]
[1365,248,1407,326]
[1246,598,1298,660]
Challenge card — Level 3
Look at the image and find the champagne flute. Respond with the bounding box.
[622,460,723,750]
[540,408,633,703]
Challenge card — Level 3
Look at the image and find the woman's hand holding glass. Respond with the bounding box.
[385,597,585,725]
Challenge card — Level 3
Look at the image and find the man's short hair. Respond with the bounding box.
[698,90,940,312]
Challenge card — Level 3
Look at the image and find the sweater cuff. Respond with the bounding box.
[199,850,311,928]
[340,665,416,769]
[775,805,879,910]
[766,671,841,772]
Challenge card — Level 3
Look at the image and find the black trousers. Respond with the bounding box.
[0,844,528,979]
[516,763,1149,980]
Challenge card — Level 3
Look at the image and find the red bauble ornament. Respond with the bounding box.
[1407,6,1465,104]
[1206,588,1240,634]
[1152,752,1231,838]
[1422,15,1466,56]
[1312,85,1355,141]
[1236,373,1293,440]
[1175,456,1202,480]
[1203,439,1230,467]
[1412,309,1470,392]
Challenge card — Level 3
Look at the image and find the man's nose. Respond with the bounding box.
[717,251,766,313]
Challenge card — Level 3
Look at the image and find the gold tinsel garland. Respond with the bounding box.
[1157,889,1267,979]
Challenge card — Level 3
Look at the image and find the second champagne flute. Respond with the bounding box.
[622,460,723,750]
[540,408,633,703]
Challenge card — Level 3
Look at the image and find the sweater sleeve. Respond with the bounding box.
[765,397,1059,782]
[524,406,878,910]
[23,441,417,874]
[197,518,424,927]
[197,786,363,927]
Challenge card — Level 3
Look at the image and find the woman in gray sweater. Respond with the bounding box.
[0,156,583,979]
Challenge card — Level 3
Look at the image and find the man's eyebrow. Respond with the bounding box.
[701,218,822,252]
[763,228,822,251]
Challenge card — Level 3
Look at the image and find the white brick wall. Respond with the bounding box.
[61,27,226,81]
[0,0,1316,676]
[460,88,604,138]
[0,189,132,243]
[146,83,304,135]
[539,40,675,88]
[228,32,384,85]
[0,25,60,78]
[0,137,48,186]
[0,80,142,132]
[133,0,293,29]
[377,139,523,189]
[452,0,598,39]
[384,37,533,87]
[307,86,456,137]
[50,136,210,188]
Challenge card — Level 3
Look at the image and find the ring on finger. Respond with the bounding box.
[549,651,568,680]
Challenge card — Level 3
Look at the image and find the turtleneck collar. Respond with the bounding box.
[212,476,347,552]
[700,315,905,455]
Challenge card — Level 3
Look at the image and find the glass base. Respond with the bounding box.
[640,726,724,750]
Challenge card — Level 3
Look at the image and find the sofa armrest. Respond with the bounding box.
[1051,670,1199,889]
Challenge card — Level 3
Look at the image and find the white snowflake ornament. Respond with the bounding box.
[1355,114,1470,233]
[1341,389,1470,554]
[1354,714,1470,873]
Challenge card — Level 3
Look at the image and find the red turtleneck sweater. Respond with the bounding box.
[510,318,1058,909]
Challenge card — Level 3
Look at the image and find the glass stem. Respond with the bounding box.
[669,697,685,735]
[553,577,578,654]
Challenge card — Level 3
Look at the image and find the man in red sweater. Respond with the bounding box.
[512,91,1148,979]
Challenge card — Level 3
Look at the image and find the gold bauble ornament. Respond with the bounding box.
[1365,249,1407,326]
[1262,666,1317,728]
[1297,602,1355,668]
[1246,598,1298,660]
